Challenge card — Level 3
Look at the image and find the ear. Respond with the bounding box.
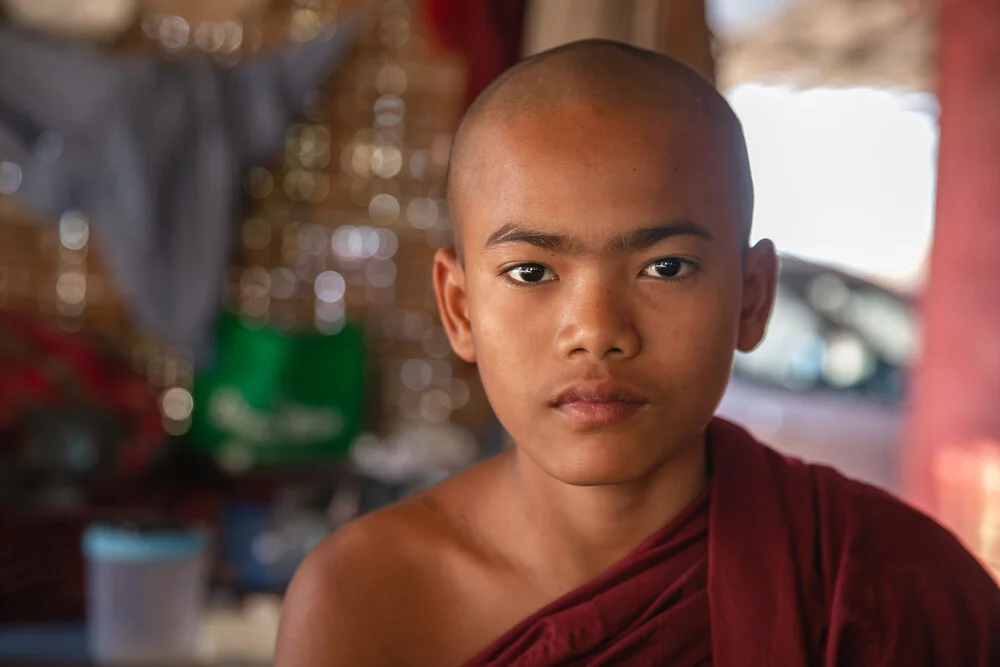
[737,239,778,353]
[433,248,476,363]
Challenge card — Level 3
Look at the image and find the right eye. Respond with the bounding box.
[503,263,556,284]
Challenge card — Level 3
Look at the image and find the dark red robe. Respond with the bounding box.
[464,418,1000,666]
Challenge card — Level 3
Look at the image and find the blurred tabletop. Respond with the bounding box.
[0,594,282,666]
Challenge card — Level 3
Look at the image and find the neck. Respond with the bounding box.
[500,431,708,590]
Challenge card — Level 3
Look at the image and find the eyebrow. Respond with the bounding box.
[484,219,713,255]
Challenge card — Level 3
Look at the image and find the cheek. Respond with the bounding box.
[635,284,741,382]
[476,297,543,339]
[467,288,553,408]
[469,278,554,350]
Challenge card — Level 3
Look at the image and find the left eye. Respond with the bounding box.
[641,258,694,279]
[505,263,556,284]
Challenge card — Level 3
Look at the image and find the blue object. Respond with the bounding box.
[82,525,207,562]
[0,624,87,662]
[220,502,298,590]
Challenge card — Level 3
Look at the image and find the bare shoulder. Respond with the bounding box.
[274,501,426,666]
[275,457,507,667]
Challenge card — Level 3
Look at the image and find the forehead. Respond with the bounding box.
[454,105,743,254]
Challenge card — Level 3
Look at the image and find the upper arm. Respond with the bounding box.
[823,483,1000,666]
[825,562,1000,666]
[884,504,1000,665]
[887,566,1000,666]
[274,525,396,667]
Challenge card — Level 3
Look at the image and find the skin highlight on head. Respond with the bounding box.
[446,39,756,260]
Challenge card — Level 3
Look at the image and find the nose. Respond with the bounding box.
[555,281,641,361]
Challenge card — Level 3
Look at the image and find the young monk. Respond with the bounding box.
[275,39,1000,666]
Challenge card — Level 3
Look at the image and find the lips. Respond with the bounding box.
[550,380,649,427]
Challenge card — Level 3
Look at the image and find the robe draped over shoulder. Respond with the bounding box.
[463,418,1000,667]
[464,486,711,666]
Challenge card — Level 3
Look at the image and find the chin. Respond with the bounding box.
[525,437,670,487]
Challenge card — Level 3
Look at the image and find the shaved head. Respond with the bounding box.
[446,39,754,259]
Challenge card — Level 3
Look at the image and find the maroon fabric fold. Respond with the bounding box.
[464,418,1000,667]
[464,487,711,666]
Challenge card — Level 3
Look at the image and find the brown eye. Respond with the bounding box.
[505,263,556,284]
[641,258,695,280]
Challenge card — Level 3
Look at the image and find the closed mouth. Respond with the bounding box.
[550,380,649,408]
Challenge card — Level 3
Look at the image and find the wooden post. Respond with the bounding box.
[657,0,715,83]
[905,0,1000,573]
[522,0,716,83]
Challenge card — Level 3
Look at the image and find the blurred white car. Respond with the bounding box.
[718,255,917,492]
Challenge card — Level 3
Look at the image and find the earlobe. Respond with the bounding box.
[737,239,778,353]
[432,248,477,363]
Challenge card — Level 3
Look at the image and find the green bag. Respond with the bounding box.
[188,313,366,467]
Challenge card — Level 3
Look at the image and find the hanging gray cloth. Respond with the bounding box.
[0,18,359,364]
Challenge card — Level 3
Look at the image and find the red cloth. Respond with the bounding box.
[422,0,528,110]
[0,310,163,472]
[464,418,1000,666]
[467,489,710,666]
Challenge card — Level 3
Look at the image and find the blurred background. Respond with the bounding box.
[0,0,997,664]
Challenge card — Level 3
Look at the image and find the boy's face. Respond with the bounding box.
[435,104,776,486]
